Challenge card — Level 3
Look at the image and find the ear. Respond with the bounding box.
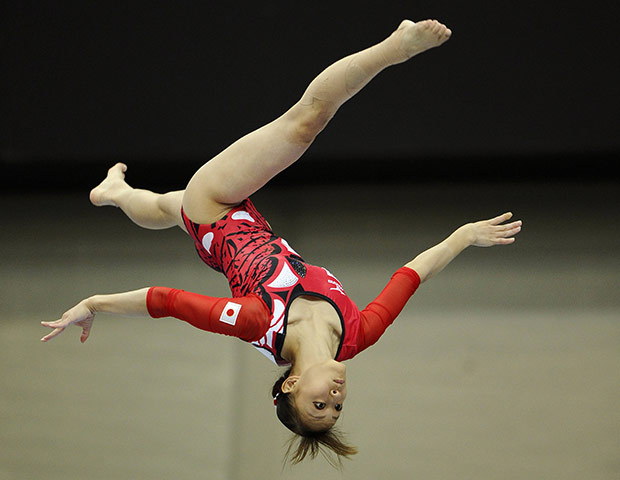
[281,375,300,394]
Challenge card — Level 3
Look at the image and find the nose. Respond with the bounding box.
[330,388,341,397]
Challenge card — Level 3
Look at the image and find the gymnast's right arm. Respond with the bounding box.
[41,288,270,343]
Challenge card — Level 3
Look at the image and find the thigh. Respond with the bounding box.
[182,104,316,225]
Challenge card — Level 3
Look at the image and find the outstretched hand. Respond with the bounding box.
[41,301,95,343]
[467,212,522,247]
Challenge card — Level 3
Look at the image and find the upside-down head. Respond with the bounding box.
[271,361,357,467]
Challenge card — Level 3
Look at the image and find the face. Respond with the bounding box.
[285,360,348,431]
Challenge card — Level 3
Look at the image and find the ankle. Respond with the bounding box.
[378,23,414,66]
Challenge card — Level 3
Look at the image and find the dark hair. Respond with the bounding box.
[271,368,358,468]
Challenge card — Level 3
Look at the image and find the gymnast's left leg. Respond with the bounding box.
[183,19,451,224]
[89,163,186,230]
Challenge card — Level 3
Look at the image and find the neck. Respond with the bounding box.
[286,338,335,376]
[281,296,342,375]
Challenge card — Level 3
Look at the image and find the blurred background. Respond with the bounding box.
[1,1,619,479]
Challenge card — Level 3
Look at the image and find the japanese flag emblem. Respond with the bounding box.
[220,302,242,326]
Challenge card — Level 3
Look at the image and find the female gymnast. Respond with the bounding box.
[41,19,522,466]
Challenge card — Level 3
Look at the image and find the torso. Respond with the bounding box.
[181,198,360,365]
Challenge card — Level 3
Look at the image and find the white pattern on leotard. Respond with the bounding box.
[281,238,300,257]
[231,211,255,222]
[267,263,299,289]
[252,298,286,363]
[202,232,214,254]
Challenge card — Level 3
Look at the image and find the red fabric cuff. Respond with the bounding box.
[357,266,421,352]
[394,266,421,290]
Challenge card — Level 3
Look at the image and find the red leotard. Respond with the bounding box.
[147,198,420,365]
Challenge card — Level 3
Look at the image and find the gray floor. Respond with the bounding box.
[1,181,619,479]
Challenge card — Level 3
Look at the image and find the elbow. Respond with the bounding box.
[405,261,430,283]
[416,269,431,284]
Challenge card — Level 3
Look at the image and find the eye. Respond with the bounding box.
[335,403,343,411]
[313,402,326,410]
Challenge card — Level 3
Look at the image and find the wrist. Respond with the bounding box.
[451,224,474,250]
[83,295,100,314]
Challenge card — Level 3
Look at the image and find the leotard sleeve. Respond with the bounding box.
[146,287,271,342]
[357,267,421,351]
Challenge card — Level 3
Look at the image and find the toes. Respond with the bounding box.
[420,19,433,30]
[108,162,127,177]
[419,19,449,37]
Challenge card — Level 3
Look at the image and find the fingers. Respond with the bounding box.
[487,213,522,238]
[472,213,522,247]
[488,212,513,225]
[494,236,516,245]
[40,302,95,344]
[80,323,92,343]
[504,221,523,233]
[40,324,65,343]
[40,318,74,343]
[40,323,91,343]
[493,219,522,244]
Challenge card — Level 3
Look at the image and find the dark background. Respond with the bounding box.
[2,1,619,190]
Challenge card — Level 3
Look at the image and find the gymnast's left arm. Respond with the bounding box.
[357,212,521,350]
[406,212,522,283]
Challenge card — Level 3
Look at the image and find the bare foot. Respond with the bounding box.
[386,19,452,64]
[89,163,130,207]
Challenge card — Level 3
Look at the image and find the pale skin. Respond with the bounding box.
[41,19,522,431]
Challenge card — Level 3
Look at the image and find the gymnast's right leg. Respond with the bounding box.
[183,19,451,225]
[90,20,451,229]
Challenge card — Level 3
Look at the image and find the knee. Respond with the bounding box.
[287,100,335,145]
[156,191,184,223]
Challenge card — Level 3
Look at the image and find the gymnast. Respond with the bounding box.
[41,19,522,465]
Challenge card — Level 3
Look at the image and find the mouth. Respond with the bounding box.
[333,379,345,385]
